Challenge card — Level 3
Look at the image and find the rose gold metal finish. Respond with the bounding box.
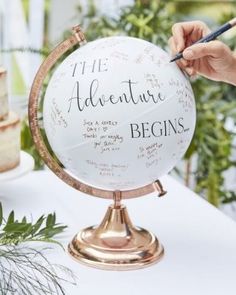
[68,202,164,270]
[153,180,167,197]
[29,26,166,270]
[28,25,167,200]
[113,190,122,208]
[72,25,87,43]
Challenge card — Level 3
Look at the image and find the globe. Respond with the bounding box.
[43,36,196,191]
[29,28,197,270]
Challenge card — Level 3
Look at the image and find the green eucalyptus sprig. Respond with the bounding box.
[0,203,67,247]
[0,246,77,295]
[0,202,77,295]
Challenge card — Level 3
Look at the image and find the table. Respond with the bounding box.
[1,170,236,295]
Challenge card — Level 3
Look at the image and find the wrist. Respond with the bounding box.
[223,52,236,86]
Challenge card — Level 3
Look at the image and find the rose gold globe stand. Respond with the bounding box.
[29,26,166,270]
[69,184,166,270]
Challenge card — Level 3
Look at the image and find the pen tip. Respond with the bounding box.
[169,52,183,63]
[169,57,176,63]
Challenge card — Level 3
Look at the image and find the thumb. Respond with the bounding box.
[183,41,227,60]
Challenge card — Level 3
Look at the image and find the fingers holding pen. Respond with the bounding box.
[171,21,211,47]
[182,40,230,60]
[170,21,211,62]
[168,36,196,77]
[169,20,236,84]
[169,21,211,77]
[171,23,186,52]
[168,36,188,69]
[169,37,196,76]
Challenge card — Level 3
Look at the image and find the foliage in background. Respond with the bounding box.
[185,79,236,206]
[21,119,45,169]
[20,0,236,206]
[178,5,236,205]
[81,0,173,46]
[77,0,236,206]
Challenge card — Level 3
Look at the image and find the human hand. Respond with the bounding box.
[169,21,236,85]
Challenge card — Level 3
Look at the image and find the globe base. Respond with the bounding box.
[68,203,164,270]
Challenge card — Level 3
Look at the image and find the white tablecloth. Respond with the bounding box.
[1,171,236,295]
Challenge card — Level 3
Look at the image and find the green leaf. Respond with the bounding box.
[0,202,67,246]
[46,213,56,227]
[3,223,32,234]
[7,211,15,224]
[29,215,45,236]
[37,225,67,239]
[22,216,27,223]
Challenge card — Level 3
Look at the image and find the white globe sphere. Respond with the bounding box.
[43,36,196,190]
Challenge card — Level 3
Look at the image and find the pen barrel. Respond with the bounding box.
[196,22,231,44]
[170,20,233,62]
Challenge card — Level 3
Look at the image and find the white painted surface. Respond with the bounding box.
[1,170,236,295]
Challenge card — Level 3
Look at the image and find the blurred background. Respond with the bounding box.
[0,0,236,217]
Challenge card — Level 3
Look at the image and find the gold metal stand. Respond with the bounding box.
[68,190,164,270]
